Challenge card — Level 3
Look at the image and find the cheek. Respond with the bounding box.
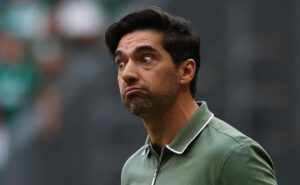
[147,70,178,90]
[117,76,124,91]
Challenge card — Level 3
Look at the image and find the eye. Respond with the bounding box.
[115,60,126,70]
[117,61,126,68]
[142,55,153,63]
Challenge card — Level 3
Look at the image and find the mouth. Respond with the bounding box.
[124,86,147,96]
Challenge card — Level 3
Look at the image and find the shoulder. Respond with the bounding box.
[207,117,252,146]
[121,145,145,185]
[204,116,274,166]
[196,117,255,161]
[219,140,277,185]
[202,117,277,185]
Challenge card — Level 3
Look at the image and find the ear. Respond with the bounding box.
[178,59,196,85]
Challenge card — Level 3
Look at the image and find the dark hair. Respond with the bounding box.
[105,7,200,98]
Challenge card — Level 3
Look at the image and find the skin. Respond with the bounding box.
[115,29,199,154]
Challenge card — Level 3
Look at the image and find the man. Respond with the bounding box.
[105,7,277,185]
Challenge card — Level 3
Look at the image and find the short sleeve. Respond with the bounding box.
[219,141,277,185]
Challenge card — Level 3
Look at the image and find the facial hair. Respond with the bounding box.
[122,73,179,119]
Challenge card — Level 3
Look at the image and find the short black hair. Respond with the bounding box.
[105,6,200,98]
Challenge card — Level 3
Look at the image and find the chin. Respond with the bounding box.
[126,97,152,117]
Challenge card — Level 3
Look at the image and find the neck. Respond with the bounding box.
[142,93,199,154]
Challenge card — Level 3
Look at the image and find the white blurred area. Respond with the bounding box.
[55,1,105,39]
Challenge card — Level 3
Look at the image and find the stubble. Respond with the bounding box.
[123,72,179,119]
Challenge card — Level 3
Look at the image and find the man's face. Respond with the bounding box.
[114,29,180,118]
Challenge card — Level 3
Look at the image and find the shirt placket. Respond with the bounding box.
[150,147,165,185]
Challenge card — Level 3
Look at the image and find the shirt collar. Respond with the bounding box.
[142,101,214,156]
[141,137,151,156]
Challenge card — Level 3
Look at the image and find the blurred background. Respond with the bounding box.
[0,0,298,185]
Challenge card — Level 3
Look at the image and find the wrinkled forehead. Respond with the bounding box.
[116,30,164,55]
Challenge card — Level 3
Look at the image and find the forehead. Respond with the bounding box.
[116,30,163,54]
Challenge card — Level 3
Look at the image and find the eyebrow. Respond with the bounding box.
[114,45,159,58]
[135,45,158,53]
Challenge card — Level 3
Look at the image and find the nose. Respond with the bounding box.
[121,60,139,84]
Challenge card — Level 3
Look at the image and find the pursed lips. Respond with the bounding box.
[124,86,147,96]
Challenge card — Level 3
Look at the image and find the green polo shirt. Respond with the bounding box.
[121,101,277,185]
